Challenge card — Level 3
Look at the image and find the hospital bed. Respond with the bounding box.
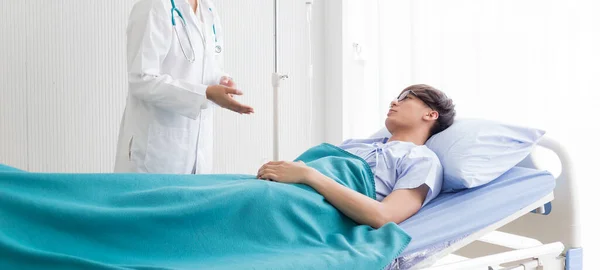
[387,136,582,270]
[0,137,581,270]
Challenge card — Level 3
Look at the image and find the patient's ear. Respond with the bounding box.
[424,110,439,121]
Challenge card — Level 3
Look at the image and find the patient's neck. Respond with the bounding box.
[387,128,429,146]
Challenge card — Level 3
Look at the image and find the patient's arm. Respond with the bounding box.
[304,170,428,228]
[257,161,428,229]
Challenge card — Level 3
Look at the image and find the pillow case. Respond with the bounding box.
[370,118,545,192]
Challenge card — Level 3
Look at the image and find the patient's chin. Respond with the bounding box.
[384,119,397,133]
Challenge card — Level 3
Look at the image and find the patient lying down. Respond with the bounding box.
[0,84,456,269]
[257,84,456,228]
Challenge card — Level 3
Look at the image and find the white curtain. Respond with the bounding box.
[349,0,599,263]
[344,1,415,140]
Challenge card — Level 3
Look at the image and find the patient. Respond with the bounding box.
[257,84,456,228]
[0,84,456,269]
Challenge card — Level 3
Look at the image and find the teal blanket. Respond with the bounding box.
[0,143,411,270]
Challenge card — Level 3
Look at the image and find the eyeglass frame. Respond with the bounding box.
[393,90,437,111]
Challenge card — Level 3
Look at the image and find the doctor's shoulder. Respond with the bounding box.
[129,0,172,19]
[127,0,180,40]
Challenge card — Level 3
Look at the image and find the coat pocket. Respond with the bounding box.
[144,123,191,174]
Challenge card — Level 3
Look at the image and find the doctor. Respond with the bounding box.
[114,0,253,174]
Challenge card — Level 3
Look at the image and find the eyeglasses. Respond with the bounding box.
[394,90,436,110]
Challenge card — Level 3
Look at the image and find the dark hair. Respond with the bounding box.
[401,84,456,136]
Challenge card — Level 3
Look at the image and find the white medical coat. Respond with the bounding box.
[114,0,226,174]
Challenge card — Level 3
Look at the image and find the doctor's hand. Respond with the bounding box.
[219,76,237,98]
[219,76,236,88]
[256,161,316,184]
[206,85,254,114]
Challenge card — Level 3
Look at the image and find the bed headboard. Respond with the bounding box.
[503,136,582,250]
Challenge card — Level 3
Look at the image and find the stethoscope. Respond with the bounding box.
[170,0,221,63]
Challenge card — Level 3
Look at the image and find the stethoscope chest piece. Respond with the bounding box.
[215,45,222,54]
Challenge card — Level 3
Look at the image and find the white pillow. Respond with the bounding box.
[370,119,545,192]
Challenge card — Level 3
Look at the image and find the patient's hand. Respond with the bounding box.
[256,161,315,184]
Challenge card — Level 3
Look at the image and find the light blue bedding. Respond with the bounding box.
[0,143,411,270]
[388,166,556,269]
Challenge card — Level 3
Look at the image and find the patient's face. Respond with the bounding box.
[385,92,432,131]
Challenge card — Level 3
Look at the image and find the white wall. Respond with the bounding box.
[213,0,326,174]
[0,0,132,172]
[323,0,345,144]
[330,0,415,141]
[0,0,325,174]
[323,0,383,143]
[0,1,28,170]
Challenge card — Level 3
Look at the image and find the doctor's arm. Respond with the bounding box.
[257,161,428,229]
[126,4,252,119]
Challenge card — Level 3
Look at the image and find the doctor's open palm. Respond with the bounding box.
[206,85,254,114]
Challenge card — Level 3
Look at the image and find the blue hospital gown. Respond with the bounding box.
[338,137,443,206]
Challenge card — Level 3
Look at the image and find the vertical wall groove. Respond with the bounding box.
[24,0,31,171]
